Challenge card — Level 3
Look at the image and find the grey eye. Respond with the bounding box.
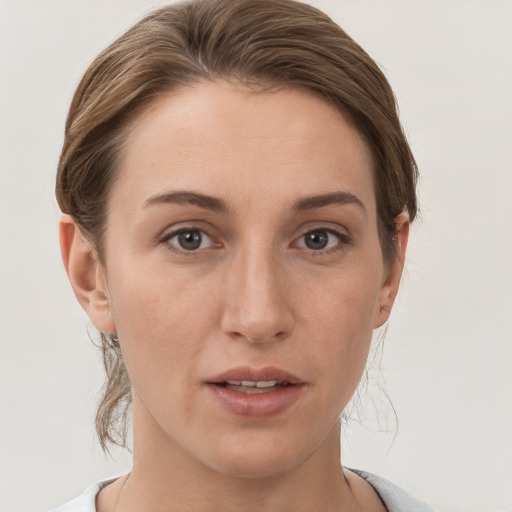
[166,229,213,252]
[298,229,346,251]
[304,230,330,250]
[177,230,203,250]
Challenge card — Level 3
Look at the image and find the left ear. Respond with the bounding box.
[373,212,410,328]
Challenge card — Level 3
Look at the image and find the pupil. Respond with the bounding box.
[178,230,202,250]
[305,230,328,250]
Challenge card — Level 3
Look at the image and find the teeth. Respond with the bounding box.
[256,381,280,388]
[226,380,281,388]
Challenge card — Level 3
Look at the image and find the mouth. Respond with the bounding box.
[206,367,305,417]
[212,380,293,394]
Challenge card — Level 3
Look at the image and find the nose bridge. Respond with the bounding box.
[221,238,293,342]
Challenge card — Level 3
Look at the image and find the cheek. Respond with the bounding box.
[106,263,221,391]
[302,261,383,394]
[305,258,382,341]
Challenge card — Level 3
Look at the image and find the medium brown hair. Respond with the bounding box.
[56,0,418,451]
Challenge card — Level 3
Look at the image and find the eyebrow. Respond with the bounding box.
[143,190,365,215]
[143,191,230,213]
[292,191,366,214]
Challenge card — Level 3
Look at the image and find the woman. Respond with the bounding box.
[53,0,432,510]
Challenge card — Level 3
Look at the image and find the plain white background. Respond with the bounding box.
[1,1,510,511]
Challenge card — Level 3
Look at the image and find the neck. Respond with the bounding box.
[111,398,362,512]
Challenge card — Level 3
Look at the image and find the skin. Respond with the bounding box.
[61,81,408,512]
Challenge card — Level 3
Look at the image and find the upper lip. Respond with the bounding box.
[207,366,304,385]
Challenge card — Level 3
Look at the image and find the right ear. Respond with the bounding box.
[59,215,116,333]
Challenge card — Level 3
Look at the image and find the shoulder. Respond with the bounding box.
[50,478,116,512]
[349,468,435,512]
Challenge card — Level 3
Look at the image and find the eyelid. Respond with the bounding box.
[293,226,352,253]
[157,219,216,243]
[156,222,351,256]
[160,226,216,254]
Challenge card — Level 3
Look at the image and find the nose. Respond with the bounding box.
[220,245,295,344]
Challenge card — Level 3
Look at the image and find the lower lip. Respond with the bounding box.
[206,383,305,418]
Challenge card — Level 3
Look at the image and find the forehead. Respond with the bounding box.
[115,80,376,214]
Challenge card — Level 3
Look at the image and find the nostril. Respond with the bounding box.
[230,330,290,344]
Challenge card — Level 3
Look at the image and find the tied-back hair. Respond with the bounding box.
[56,0,418,451]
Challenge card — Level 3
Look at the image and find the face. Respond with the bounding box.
[69,81,406,478]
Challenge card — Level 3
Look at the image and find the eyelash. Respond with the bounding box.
[294,228,351,255]
[160,227,351,256]
[161,227,216,255]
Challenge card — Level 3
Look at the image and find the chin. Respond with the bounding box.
[198,429,318,480]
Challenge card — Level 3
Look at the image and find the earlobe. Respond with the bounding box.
[59,215,116,333]
[373,212,410,328]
